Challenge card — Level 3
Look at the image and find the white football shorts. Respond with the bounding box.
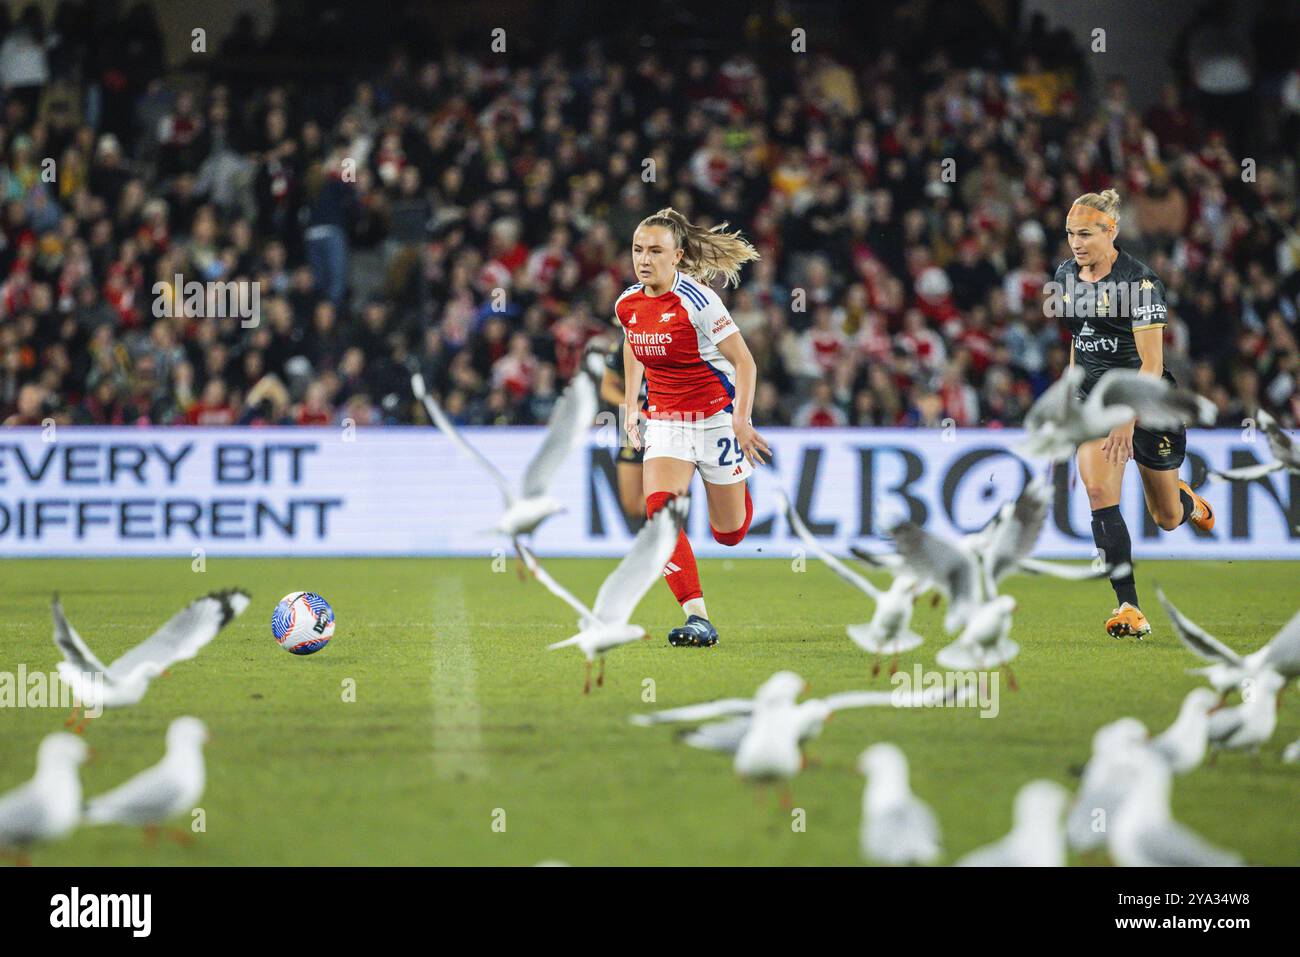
[642,411,754,485]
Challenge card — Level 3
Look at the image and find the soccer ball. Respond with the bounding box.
[272,592,335,655]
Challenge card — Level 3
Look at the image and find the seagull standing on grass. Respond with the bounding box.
[955,780,1070,867]
[857,743,943,866]
[0,734,89,866]
[778,489,925,674]
[411,359,598,560]
[51,590,250,730]
[1159,589,1300,695]
[1020,366,1214,462]
[83,717,209,846]
[520,495,688,693]
[1108,748,1244,867]
[1210,409,1299,482]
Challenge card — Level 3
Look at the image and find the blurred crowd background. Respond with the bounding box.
[0,0,1297,430]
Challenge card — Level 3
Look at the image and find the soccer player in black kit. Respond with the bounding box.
[1052,190,1214,639]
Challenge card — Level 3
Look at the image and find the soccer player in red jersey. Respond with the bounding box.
[617,208,770,647]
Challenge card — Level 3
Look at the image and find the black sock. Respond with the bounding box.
[1178,488,1195,526]
[1091,505,1139,608]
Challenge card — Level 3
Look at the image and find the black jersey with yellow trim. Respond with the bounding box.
[1052,246,1176,397]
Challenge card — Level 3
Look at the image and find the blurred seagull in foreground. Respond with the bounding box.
[520,495,688,693]
[1020,366,1215,463]
[1067,718,1151,853]
[1210,409,1299,482]
[411,359,598,558]
[1109,748,1243,867]
[1159,588,1300,695]
[1148,688,1220,774]
[857,743,943,866]
[52,590,250,729]
[0,733,89,866]
[83,717,209,846]
[1282,739,1300,764]
[955,780,1070,867]
[1206,668,1287,761]
[778,489,925,674]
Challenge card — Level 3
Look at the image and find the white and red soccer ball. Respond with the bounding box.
[272,592,335,655]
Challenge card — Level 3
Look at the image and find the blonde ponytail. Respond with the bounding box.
[638,207,760,288]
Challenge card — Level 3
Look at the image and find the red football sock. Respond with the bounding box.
[711,485,753,546]
[646,491,703,604]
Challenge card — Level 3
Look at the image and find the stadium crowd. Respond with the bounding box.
[0,0,1297,431]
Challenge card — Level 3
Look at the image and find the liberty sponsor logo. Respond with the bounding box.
[1073,319,1119,354]
[50,887,151,937]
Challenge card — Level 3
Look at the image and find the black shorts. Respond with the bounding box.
[1133,423,1186,470]
[616,444,644,465]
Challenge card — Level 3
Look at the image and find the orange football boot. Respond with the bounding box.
[1106,602,1152,639]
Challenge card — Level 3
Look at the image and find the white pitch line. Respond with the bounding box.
[431,577,487,780]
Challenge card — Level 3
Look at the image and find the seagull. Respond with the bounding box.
[1021,366,1215,462]
[52,589,250,729]
[83,717,209,846]
[955,780,1070,866]
[1108,748,1243,866]
[857,743,943,865]
[520,495,688,693]
[1066,717,1151,853]
[1159,588,1300,694]
[1206,668,1287,759]
[778,488,925,673]
[853,479,1128,586]
[631,669,966,739]
[1283,739,1300,764]
[411,361,598,556]
[0,733,89,866]
[1211,409,1299,482]
[1148,687,1220,774]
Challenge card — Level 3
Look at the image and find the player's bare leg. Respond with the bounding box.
[1078,440,1149,638]
[1138,466,1213,533]
[616,461,645,529]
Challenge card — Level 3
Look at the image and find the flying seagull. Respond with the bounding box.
[520,495,688,693]
[1210,409,1298,482]
[778,488,925,674]
[83,717,209,846]
[1159,588,1300,694]
[1021,366,1214,462]
[0,733,89,866]
[411,358,598,558]
[52,590,249,729]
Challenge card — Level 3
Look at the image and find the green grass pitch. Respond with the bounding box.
[1,557,1296,866]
